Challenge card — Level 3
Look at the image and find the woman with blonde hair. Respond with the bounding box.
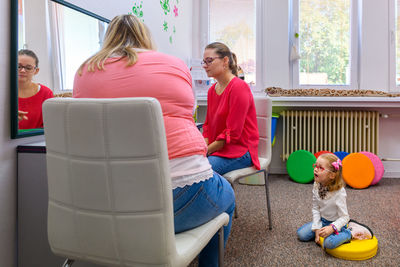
[73,14,235,266]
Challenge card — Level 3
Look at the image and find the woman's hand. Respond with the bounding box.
[18,110,28,121]
[207,140,225,155]
[318,225,335,238]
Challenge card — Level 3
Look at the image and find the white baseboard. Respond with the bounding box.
[382,171,400,178]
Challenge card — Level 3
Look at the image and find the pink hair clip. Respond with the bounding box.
[332,159,342,170]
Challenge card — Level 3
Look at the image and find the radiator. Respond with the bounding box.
[281,110,379,160]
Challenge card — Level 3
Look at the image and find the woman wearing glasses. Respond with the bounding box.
[73,15,234,267]
[18,49,53,129]
[201,42,260,175]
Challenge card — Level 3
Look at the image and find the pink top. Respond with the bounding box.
[19,84,53,129]
[203,77,260,169]
[73,50,207,160]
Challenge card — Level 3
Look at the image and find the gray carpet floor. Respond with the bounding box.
[191,175,400,266]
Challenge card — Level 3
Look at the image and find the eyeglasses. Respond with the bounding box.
[18,64,36,72]
[312,163,334,172]
[201,57,222,66]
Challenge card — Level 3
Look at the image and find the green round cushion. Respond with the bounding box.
[287,150,316,183]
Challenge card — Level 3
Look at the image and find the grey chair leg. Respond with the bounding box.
[230,183,239,218]
[218,227,224,267]
[62,259,74,267]
[263,170,272,230]
[234,204,238,218]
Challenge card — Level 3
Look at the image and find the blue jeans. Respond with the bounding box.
[173,172,235,267]
[297,217,352,249]
[208,151,252,175]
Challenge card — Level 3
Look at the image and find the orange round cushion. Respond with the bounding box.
[342,153,374,189]
[314,150,334,159]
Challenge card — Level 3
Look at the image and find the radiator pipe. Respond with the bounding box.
[380,114,400,118]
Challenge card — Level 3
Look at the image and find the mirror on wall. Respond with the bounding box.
[11,0,109,139]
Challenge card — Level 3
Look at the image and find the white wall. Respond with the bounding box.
[65,0,193,62]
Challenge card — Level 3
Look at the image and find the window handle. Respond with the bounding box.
[391,30,395,45]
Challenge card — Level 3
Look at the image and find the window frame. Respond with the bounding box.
[47,0,108,93]
[198,0,265,92]
[290,0,359,89]
[389,0,397,91]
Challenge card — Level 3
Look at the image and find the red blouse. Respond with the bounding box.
[203,77,260,169]
[18,84,53,129]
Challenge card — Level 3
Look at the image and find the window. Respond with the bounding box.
[209,0,256,84]
[395,0,400,88]
[291,0,358,88]
[18,0,25,48]
[49,2,107,91]
[389,0,398,91]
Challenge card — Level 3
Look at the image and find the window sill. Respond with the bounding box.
[198,96,400,108]
[270,96,400,108]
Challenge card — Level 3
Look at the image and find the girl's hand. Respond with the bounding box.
[314,229,321,244]
[318,225,334,237]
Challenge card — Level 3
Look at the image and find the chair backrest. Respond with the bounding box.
[254,96,272,164]
[43,97,176,266]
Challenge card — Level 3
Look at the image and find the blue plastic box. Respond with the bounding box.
[271,113,279,146]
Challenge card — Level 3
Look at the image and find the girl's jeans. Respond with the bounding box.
[208,151,252,175]
[173,172,235,267]
[297,217,352,249]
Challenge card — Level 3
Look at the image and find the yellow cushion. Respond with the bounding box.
[319,236,378,260]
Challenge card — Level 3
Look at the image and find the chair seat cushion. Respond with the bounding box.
[175,213,229,265]
[319,236,378,260]
[223,157,268,183]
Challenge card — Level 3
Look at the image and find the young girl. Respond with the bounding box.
[297,153,352,249]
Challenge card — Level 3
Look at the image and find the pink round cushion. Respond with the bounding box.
[359,151,384,185]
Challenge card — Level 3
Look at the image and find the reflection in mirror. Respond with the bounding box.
[18,49,54,130]
[11,0,109,138]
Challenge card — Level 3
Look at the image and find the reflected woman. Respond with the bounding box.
[18,49,53,129]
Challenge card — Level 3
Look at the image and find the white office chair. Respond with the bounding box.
[43,97,229,267]
[223,96,272,230]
